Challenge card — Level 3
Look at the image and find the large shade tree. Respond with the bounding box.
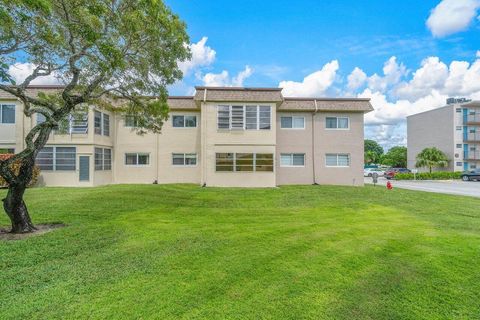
[415,147,449,173]
[0,0,190,233]
[364,139,383,164]
[382,146,407,168]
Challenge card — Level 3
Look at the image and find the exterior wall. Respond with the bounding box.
[407,105,455,172]
[315,112,364,186]
[113,111,202,184]
[276,112,314,185]
[2,91,369,188]
[0,100,21,151]
[201,102,277,187]
[36,145,97,187]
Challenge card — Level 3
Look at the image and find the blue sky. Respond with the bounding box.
[167,0,478,86]
[163,0,480,149]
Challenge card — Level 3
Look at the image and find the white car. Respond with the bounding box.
[364,168,385,177]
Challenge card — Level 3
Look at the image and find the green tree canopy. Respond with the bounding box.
[382,146,407,168]
[364,139,383,164]
[0,0,190,233]
[415,147,449,173]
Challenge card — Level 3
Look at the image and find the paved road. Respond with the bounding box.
[365,177,480,198]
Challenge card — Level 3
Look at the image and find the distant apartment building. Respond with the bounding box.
[407,98,480,172]
[0,86,373,187]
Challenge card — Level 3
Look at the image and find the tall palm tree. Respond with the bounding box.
[415,147,449,173]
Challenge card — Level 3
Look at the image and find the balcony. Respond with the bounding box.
[464,132,480,142]
[465,151,480,160]
[466,114,480,125]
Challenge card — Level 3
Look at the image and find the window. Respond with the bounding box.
[236,153,254,171]
[94,111,102,134]
[95,148,103,170]
[124,115,139,128]
[95,148,112,170]
[0,148,14,154]
[325,154,350,167]
[37,113,46,124]
[280,153,305,167]
[231,105,244,129]
[456,144,462,148]
[281,116,305,129]
[255,153,274,171]
[0,104,15,124]
[172,153,197,166]
[215,153,234,171]
[172,115,197,128]
[217,105,271,130]
[104,149,112,170]
[125,153,149,166]
[36,147,76,171]
[326,117,349,129]
[94,111,110,135]
[456,126,463,131]
[102,114,110,136]
[215,153,274,172]
[457,162,463,166]
[217,106,230,129]
[456,108,462,113]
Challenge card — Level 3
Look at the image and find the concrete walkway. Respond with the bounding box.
[365,177,480,198]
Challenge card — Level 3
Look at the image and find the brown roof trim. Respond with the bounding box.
[168,96,194,99]
[195,86,282,92]
[284,97,371,102]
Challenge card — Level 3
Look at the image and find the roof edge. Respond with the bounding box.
[195,86,283,92]
[284,97,371,102]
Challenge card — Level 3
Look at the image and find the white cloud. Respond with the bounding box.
[8,62,61,85]
[395,57,449,100]
[426,0,480,37]
[279,60,339,97]
[367,56,407,93]
[347,67,367,91]
[178,37,216,75]
[202,65,253,87]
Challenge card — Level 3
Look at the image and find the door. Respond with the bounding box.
[79,156,90,181]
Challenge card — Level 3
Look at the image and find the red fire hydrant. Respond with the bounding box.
[386,181,393,190]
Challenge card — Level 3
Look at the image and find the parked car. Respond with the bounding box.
[384,168,411,179]
[461,169,480,181]
[364,168,385,177]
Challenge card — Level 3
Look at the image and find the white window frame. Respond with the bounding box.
[215,153,274,172]
[172,115,197,128]
[217,105,271,131]
[94,110,110,136]
[0,104,16,125]
[280,153,305,167]
[172,153,198,166]
[95,148,112,171]
[280,116,305,129]
[124,153,150,166]
[36,146,76,171]
[325,153,350,167]
[325,117,350,130]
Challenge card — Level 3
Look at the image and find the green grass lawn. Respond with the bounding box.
[1,184,480,319]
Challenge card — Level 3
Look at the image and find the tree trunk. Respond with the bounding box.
[2,184,36,233]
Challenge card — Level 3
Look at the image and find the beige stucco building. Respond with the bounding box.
[407,99,480,172]
[1,86,373,187]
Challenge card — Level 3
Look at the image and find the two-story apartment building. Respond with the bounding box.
[0,86,373,187]
[407,98,480,172]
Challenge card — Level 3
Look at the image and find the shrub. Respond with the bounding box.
[0,154,41,187]
[395,171,462,181]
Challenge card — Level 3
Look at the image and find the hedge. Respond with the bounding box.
[395,171,462,181]
[0,154,41,187]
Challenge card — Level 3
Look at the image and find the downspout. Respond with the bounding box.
[312,99,318,185]
[202,89,207,187]
[155,97,159,184]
